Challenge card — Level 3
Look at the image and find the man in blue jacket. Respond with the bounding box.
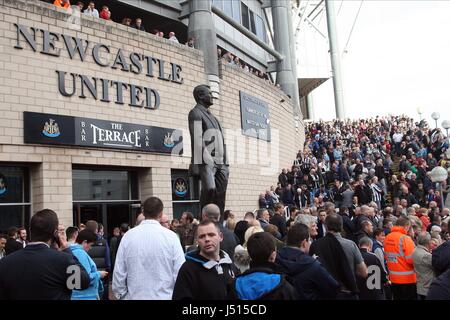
[275,223,339,300]
[232,232,298,300]
[70,229,108,300]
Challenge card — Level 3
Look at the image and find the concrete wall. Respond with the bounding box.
[0,0,303,225]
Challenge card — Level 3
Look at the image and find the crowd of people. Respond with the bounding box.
[1,115,450,300]
[254,115,450,299]
[51,0,187,45]
[218,48,275,84]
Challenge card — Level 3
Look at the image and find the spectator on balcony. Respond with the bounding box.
[121,17,132,26]
[70,1,84,12]
[222,52,232,64]
[234,56,241,67]
[99,6,111,20]
[168,32,179,43]
[132,18,145,31]
[53,0,71,10]
[186,37,195,48]
[158,31,164,38]
[83,1,99,18]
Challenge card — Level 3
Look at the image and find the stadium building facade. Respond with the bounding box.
[0,0,304,235]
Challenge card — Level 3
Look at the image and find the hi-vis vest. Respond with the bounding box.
[384,226,417,284]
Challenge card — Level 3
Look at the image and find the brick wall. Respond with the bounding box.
[0,0,304,224]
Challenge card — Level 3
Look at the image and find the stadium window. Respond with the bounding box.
[249,10,256,34]
[212,0,223,10]
[241,2,249,29]
[255,14,265,41]
[224,0,232,17]
[232,0,241,22]
[0,166,31,235]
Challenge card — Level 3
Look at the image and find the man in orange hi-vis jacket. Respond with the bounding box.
[384,216,417,300]
[53,0,71,10]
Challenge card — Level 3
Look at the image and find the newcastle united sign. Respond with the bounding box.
[14,24,184,110]
[24,112,183,154]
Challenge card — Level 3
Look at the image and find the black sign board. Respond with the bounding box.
[239,91,271,141]
[24,112,183,154]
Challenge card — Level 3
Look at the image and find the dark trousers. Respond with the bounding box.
[391,283,417,300]
[395,142,402,157]
[384,284,393,300]
[101,279,109,300]
[199,164,229,216]
[418,294,426,300]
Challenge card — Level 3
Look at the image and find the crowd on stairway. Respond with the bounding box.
[253,115,450,300]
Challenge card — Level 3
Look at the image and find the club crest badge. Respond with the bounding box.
[174,178,187,197]
[42,119,61,138]
[164,132,175,148]
[0,173,6,196]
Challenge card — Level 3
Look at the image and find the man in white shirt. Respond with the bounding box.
[168,31,179,43]
[83,1,99,18]
[392,130,404,156]
[112,196,185,300]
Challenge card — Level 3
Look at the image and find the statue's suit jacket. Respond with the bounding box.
[188,103,228,176]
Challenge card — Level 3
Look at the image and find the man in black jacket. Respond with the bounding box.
[4,227,22,256]
[357,237,387,300]
[397,185,418,207]
[427,268,450,300]
[86,220,111,300]
[234,212,255,245]
[276,223,339,300]
[270,203,287,239]
[0,209,90,299]
[309,214,367,300]
[432,240,450,276]
[355,220,374,244]
[172,220,238,300]
[278,169,288,188]
[354,180,372,205]
[232,232,298,300]
[131,18,146,31]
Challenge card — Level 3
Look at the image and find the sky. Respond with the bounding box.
[307,0,450,130]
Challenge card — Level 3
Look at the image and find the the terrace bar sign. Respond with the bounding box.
[240,91,271,141]
[14,24,184,110]
[24,112,183,154]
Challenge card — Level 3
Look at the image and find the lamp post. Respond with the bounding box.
[442,120,450,137]
[429,166,448,211]
[431,112,440,129]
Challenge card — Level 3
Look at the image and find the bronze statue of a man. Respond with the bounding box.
[188,85,229,216]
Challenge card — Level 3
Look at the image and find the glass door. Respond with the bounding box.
[72,167,140,238]
[73,201,140,239]
[106,203,132,239]
[73,203,103,228]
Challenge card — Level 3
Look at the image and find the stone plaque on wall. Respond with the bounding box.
[239,91,271,141]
